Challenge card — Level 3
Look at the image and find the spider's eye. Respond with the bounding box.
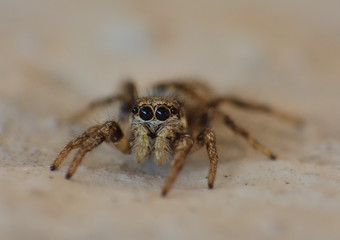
[156,106,170,121]
[170,107,178,115]
[132,107,138,114]
[139,106,153,121]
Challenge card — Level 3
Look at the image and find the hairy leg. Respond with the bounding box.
[51,121,129,178]
[222,113,277,159]
[196,128,219,189]
[71,81,137,122]
[211,96,302,124]
[161,134,193,196]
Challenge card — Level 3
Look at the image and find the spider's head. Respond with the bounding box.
[130,97,187,164]
[131,97,186,135]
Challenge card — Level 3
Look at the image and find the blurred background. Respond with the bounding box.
[1,0,339,110]
[1,0,340,130]
[1,1,340,240]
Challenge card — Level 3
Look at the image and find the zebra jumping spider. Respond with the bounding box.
[51,80,300,196]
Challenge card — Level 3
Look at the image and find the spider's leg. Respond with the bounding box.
[71,81,137,122]
[211,96,302,125]
[222,113,277,160]
[118,81,138,121]
[50,124,107,170]
[197,128,219,189]
[50,136,82,171]
[50,121,128,178]
[65,140,102,179]
[161,134,193,197]
[71,95,123,122]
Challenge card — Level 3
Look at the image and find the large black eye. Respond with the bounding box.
[156,106,170,121]
[139,106,153,120]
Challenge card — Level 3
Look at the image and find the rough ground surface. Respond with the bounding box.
[1,1,340,240]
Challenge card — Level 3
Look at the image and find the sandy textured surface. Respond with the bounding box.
[1,1,340,240]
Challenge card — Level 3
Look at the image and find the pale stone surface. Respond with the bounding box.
[1,1,340,240]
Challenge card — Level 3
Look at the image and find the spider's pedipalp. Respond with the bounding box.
[154,126,176,166]
[133,124,150,163]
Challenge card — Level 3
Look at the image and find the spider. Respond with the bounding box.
[50,80,300,196]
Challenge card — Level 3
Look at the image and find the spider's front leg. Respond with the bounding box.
[50,121,129,179]
[196,128,219,189]
[161,134,193,196]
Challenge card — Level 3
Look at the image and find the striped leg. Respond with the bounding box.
[196,128,219,189]
[211,96,302,125]
[161,134,193,196]
[71,81,137,122]
[222,114,277,159]
[51,121,129,178]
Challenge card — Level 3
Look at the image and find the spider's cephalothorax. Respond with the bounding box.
[51,80,301,196]
[130,97,187,166]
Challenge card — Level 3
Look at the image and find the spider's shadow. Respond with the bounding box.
[119,157,170,177]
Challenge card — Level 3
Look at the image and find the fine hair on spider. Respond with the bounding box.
[51,79,301,196]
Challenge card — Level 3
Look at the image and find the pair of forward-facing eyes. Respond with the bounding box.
[132,105,179,121]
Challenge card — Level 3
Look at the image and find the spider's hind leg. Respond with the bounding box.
[222,113,277,160]
[211,96,302,125]
[71,81,138,122]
